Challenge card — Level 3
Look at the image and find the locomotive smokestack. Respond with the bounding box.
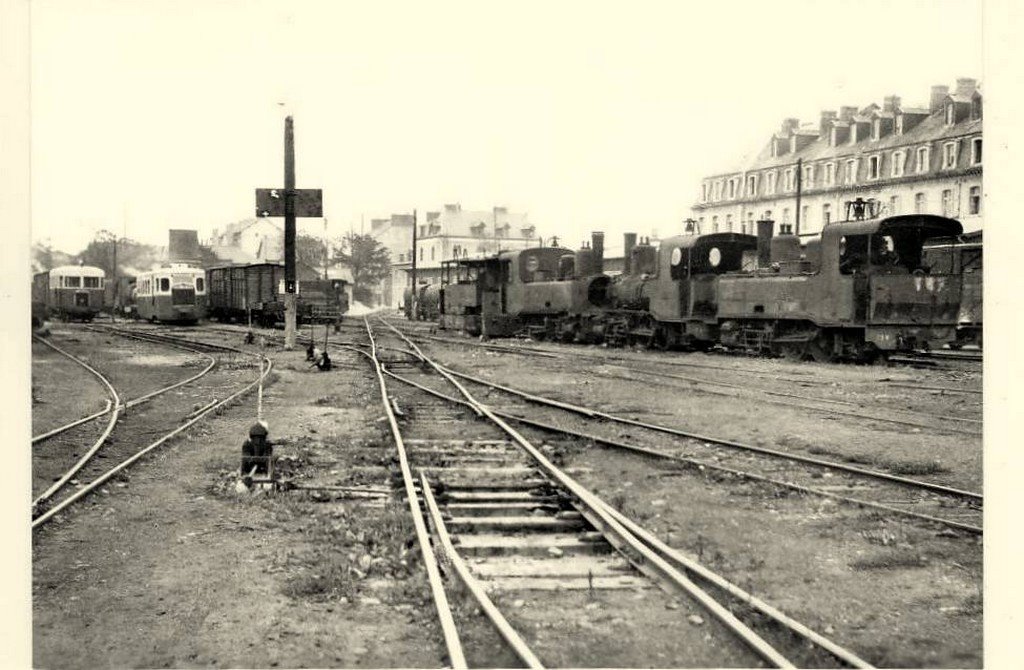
[623,232,637,275]
[591,231,605,275]
[756,219,775,268]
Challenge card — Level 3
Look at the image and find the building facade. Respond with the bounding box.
[691,79,982,236]
[206,219,284,264]
[373,204,540,308]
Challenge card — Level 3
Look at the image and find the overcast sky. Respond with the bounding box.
[30,0,982,253]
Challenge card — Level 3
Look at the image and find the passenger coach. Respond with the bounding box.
[133,265,206,324]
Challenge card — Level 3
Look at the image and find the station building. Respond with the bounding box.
[690,78,983,236]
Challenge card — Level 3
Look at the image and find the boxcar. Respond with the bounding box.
[207,263,348,326]
[32,265,107,324]
[133,266,206,324]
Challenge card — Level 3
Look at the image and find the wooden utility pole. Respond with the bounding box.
[283,117,297,349]
[410,209,418,318]
[255,116,322,350]
[795,157,803,235]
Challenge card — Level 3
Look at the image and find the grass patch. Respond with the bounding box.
[803,445,948,476]
[850,548,927,570]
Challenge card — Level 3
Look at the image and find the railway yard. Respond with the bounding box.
[30,316,983,669]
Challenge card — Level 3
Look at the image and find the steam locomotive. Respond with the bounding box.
[433,207,971,362]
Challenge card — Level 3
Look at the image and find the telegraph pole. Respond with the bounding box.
[283,117,297,349]
[410,209,418,318]
[795,157,803,235]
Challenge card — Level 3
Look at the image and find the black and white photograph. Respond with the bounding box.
[9,0,1019,667]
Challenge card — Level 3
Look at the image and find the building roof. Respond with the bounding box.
[422,205,534,239]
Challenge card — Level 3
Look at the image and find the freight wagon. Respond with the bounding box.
[206,263,349,327]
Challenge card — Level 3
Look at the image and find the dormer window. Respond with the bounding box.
[945,102,955,125]
[971,137,982,165]
[872,119,881,140]
[971,96,982,120]
[891,150,906,177]
[895,115,904,135]
[916,146,930,174]
[849,125,858,145]
[830,127,837,146]
[942,141,959,170]
[868,155,881,180]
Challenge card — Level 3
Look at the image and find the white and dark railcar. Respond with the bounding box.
[32,265,107,326]
[132,265,207,324]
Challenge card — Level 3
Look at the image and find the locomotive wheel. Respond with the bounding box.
[776,342,808,361]
[807,338,835,363]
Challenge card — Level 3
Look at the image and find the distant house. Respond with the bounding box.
[207,219,284,264]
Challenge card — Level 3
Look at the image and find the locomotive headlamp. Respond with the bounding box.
[709,248,722,267]
[670,248,683,266]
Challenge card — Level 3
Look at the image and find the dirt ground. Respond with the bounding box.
[32,323,984,668]
[33,340,446,669]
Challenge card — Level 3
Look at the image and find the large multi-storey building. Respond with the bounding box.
[691,79,982,236]
[374,203,540,307]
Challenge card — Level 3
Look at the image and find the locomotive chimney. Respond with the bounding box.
[623,232,637,275]
[756,219,775,268]
[591,231,605,274]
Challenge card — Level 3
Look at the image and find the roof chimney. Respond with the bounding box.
[426,211,440,222]
[839,106,857,123]
[930,85,950,113]
[444,203,461,213]
[819,110,837,136]
[883,95,901,113]
[956,78,978,97]
[780,118,800,134]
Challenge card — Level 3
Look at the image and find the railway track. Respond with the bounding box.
[379,320,982,433]
[377,319,982,535]
[32,325,273,529]
[358,317,874,668]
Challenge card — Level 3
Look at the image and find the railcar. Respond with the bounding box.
[206,263,349,326]
[716,214,964,361]
[31,265,107,324]
[133,265,206,324]
[402,284,441,321]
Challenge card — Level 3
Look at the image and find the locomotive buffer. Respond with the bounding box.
[255,115,323,349]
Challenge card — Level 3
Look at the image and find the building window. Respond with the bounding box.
[802,164,813,188]
[711,215,719,232]
[801,205,809,226]
[941,189,954,216]
[824,163,836,186]
[895,115,904,135]
[889,195,900,215]
[971,138,982,165]
[746,211,754,232]
[891,150,906,178]
[822,203,831,225]
[942,142,958,170]
[784,168,795,192]
[844,159,858,185]
[727,178,737,199]
[945,102,955,125]
[868,155,881,180]
[419,247,424,261]
[746,174,757,196]
[430,246,435,261]
[969,186,981,214]
[916,147,930,174]
[698,216,705,230]
[782,208,790,224]
[725,214,733,231]
[763,210,773,221]
[971,97,982,120]
[915,192,927,213]
[701,183,708,203]
[766,171,777,195]
[715,180,724,201]
[398,253,405,263]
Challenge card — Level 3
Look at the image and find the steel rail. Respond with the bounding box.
[362,320,467,669]
[375,319,798,669]
[419,473,545,670]
[32,335,123,508]
[434,365,982,503]
[33,346,271,529]
[379,367,982,534]
[32,401,112,444]
[382,321,981,432]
